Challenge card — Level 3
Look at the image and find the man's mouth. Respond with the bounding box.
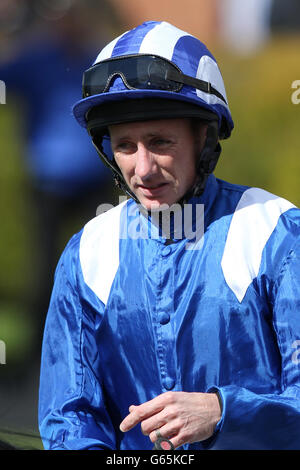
[137,182,169,197]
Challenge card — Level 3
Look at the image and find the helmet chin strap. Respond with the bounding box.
[91,120,221,209]
[91,133,139,202]
[180,121,221,205]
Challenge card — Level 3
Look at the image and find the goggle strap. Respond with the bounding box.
[166,69,227,104]
[84,54,227,104]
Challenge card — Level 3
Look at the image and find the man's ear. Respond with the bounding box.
[193,122,208,154]
[199,124,208,152]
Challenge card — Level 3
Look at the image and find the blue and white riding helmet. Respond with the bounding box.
[72,21,234,198]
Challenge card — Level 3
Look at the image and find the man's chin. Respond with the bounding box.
[138,197,179,212]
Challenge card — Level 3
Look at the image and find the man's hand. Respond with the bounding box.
[119,391,222,449]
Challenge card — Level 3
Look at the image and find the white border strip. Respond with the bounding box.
[80,200,128,305]
[221,188,295,302]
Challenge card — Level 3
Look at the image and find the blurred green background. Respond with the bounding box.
[215,35,300,204]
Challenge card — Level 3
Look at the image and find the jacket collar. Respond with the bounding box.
[133,174,219,244]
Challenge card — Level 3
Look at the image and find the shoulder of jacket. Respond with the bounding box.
[221,186,298,302]
[216,178,250,196]
[78,198,130,305]
[82,198,129,238]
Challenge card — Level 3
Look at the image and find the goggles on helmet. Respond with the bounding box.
[82,54,227,104]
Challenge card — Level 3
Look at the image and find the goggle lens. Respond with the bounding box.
[82,55,182,97]
[82,54,226,104]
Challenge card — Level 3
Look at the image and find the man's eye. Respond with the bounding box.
[152,139,171,147]
[115,142,135,154]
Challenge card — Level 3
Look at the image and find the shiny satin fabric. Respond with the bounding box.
[39,175,300,450]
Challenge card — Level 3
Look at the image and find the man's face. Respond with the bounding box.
[109,118,207,210]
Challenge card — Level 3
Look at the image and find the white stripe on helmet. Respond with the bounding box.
[139,21,192,60]
[196,55,229,107]
[93,31,128,64]
[139,21,227,107]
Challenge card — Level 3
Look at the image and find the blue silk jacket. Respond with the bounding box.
[38,175,300,450]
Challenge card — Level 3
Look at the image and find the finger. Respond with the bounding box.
[148,421,179,443]
[150,429,187,450]
[140,410,168,436]
[149,420,191,450]
[129,405,136,413]
[120,397,165,432]
[169,433,188,450]
[153,437,176,451]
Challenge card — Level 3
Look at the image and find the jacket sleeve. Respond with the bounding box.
[207,230,300,450]
[38,233,116,450]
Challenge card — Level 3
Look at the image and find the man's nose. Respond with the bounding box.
[134,144,157,180]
